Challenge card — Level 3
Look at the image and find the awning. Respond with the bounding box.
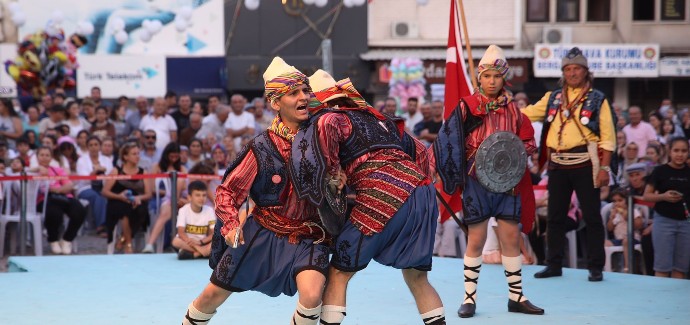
[360,48,534,61]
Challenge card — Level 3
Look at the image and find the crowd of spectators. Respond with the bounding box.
[0,87,268,255]
[1,87,689,279]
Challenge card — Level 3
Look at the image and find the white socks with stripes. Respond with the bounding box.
[421,307,446,324]
[292,302,322,325]
[462,255,483,305]
[502,255,527,302]
[182,302,215,325]
[319,305,346,325]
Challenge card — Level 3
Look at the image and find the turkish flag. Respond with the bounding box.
[438,0,473,224]
[444,0,473,119]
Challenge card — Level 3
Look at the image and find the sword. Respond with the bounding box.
[435,190,468,235]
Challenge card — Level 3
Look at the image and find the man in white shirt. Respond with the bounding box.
[622,106,657,158]
[401,97,423,133]
[198,105,230,141]
[139,97,178,150]
[223,94,255,153]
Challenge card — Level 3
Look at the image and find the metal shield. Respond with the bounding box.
[474,131,527,193]
[317,180,348,236]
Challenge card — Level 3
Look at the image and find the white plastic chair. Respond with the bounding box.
[600,203,645,272]
[146,177,171,253]
[0,180,48,257]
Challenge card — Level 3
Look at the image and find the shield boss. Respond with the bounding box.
[475,131,527,193]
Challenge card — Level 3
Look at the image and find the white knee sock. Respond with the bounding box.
[463,255,482,304]
[319,305,346,325]
[292,302,321,325]
[182,302,215,325]
[502,255,528,302]
[421,307,446,325]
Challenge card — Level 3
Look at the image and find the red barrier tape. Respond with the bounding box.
[0,173,222,182]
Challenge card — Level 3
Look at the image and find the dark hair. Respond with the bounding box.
[91,86,101,92]
[189,161,215,175]
[668,136,689,150]
[54,93,66,100]
[0,98,19,117]
[661,118,676,136]
[59,141,79,170]
[64,100,80,119]
[159,142,182,172]
[118,95,129,102]
[165,91,177,99]
[407,97,418,103]
[16,136,30,146]
[207,95,219,101]
[86,135,102,145]
[76,129,90,140]
[188,180,208,194]
[610,187,629,200]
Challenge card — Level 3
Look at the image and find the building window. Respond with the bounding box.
[633,0,655,20]
[587,0,611,21]
[526,0,550,22]
[661,0,686,20]
[557,0,581,22]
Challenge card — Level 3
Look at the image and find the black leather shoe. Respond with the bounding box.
[457,303,476,318]
[533,266,562,279]
[588,269,603,282]
[508,299,544,315]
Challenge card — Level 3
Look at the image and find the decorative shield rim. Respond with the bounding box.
[318,180,348,236]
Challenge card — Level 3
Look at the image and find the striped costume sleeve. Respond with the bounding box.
[215,151,258,237]
[316,112,352,175]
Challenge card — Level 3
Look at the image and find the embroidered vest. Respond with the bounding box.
[338,110,405,165]
[539,88,618,175]
[222,131,288,207]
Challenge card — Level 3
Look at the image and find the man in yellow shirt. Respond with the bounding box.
[522,47,616,282]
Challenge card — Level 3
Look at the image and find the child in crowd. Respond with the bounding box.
[172,181,215,260]
[606,188,644,272]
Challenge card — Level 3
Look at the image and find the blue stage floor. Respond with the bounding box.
[1,254,688,324]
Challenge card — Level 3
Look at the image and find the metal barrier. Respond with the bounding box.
[0,172,221,256]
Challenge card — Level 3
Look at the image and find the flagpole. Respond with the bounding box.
[456,0,477,89]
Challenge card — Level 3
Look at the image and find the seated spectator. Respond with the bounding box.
[76,136,113,237]
[186,138,205,170]
[179,112,203,146]
[188,162,218,205]
[483,217,536,265]
[22,106,41,146]
[101,137,116,166]
[111,104,129,146]
[102,142,152,253]
[401,97,422,133]
[38,104,66,135]
[0,139,17,165]
[142,143,189,253]
[0,98,24,148]
[625,162,655,276]
[139,97,178,150]
[211,143,230,175]
[64,100,91,138]
[89,106,116,141]
[57,136,79,174]
[75,130,90,158]
[605,188,643,272]
[224,94,255,153]
[29,135,66,168]
[172,181,215,260]
[15,137,33,167]
[29,146,86,255]
[197,105,229,141]
[139,129,161,172]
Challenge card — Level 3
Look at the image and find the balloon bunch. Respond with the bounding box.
[4,10,93,98]
[388,57,427,111]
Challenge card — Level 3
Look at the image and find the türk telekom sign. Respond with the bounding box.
[533,44,660,78]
